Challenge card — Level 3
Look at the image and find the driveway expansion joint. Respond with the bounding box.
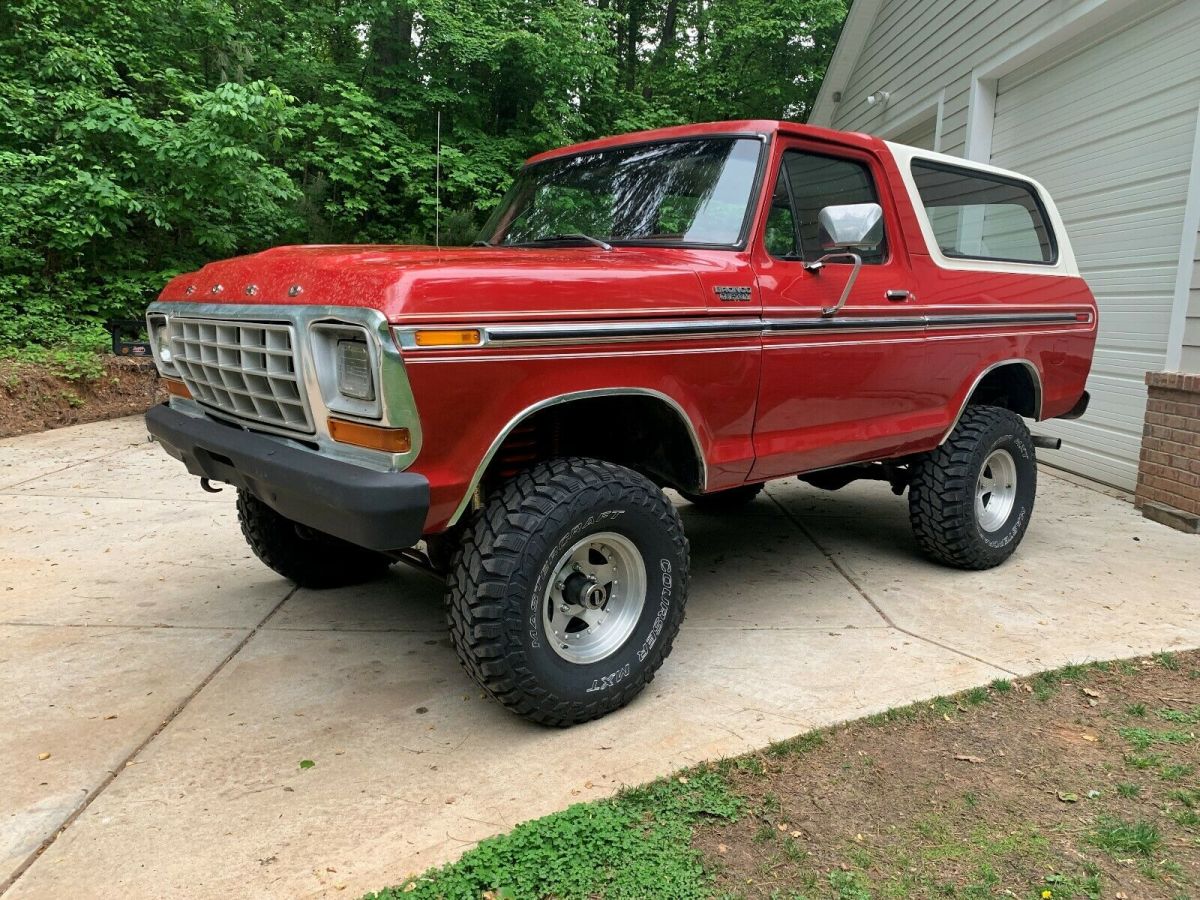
[0,442,145,493]
[0,586,298,897]
[767,491,1020,678]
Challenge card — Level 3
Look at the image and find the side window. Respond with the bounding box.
[764,177,798,257]
[768,150,887,264]
[911,161,1056,264]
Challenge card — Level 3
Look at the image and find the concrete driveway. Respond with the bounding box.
[1,416,1197,898]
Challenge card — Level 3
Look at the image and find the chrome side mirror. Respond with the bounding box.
[805,202,883,317]
[817,202,883,251]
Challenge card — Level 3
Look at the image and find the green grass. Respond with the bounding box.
[1156,706,1200,725]
[1159,763,1195,782]
[964,686,989,706]
[930,696,958,716]
[1124,752,1165,770]
[1154,651,1180,671]
[1088,817,1162,858]
[1120,727,1156,750]
[828,869,872,899]
[364,768,740,899]
[1119,727,1195,752]
[767,732,825,757]
[363,655,1197,900]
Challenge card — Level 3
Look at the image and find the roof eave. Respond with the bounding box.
[809,0,886,127]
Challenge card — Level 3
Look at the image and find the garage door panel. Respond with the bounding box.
[990,0,1200,490]
[1080,269,1180,297]
[994,76,1200,159]
[1057,175,1191,225]
[998,121,1196,192]
[1091,347,1170,377]
[992,5,1200,143]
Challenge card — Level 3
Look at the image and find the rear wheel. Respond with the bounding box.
[445,458,689,726]
[677,483,764,511]
[908,406,1037,570]
[236,491,393,589]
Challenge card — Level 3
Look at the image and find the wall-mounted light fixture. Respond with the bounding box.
[865,90,891,108]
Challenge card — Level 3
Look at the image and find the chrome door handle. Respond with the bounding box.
[886,289,913,302]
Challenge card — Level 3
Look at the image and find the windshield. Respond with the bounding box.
[479,137,764,248]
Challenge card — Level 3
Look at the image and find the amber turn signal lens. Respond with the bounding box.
[328,418,412,453]
[413,329,482,347]
[163,377,192,399]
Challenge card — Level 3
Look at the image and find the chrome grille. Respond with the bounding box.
[168,318,313,432]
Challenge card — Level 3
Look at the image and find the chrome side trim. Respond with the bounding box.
[394,317,759,349]
[940,358,1044,444]
[446,388,708,527]
[764,311,1079,333]
[397,311,1086,349]
[487,318,759,343]
[146,302,423,472]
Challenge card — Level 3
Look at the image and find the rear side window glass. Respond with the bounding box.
[911,161,1056,264]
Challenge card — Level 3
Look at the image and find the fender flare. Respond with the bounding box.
[939,358,1043,445]
[447,387,709,526]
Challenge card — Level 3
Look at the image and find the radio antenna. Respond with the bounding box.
[435,110,441,248]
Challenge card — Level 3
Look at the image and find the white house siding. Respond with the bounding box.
[989,2,1200,489]
[815,0,1200,491]
[827,0,1070,156]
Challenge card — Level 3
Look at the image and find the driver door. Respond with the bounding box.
[750,143,930,479]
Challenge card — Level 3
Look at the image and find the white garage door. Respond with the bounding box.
[990,0,1200,490]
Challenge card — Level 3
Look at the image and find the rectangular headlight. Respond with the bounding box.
[336,338,375,401]
[146,314,177,375]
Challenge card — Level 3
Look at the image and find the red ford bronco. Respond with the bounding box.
[145,120,1096,725]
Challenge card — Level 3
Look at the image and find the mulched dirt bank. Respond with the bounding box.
[0,357,165,438]
[695,652,1199,899]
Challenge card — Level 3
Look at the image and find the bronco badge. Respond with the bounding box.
[713,285,752,302]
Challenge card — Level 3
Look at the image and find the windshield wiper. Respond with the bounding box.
[522,233,613,252]
[471,239,493,247]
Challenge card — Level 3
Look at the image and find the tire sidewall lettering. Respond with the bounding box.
[524,501,683,699]
[976,432,1035,550]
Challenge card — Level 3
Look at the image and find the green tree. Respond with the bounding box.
[0,0,847,353]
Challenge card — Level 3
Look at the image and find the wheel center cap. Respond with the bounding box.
[564,572,607,609]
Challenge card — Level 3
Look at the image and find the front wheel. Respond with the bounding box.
[445,458,689,726]
[908,406,1037,570]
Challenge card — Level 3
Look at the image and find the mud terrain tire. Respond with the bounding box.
[445,458,689,726]
[908,406,1037,570]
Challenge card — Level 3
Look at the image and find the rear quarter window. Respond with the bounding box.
[910,161,1057,264]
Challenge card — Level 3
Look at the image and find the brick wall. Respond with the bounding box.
[1135,372,1200,528]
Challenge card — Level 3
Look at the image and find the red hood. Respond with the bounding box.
[157,244,740,322]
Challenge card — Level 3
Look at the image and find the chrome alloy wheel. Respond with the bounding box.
[542,531,647,664]
[975,448,1018,532]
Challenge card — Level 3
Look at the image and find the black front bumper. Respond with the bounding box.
[146,404,429,552]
